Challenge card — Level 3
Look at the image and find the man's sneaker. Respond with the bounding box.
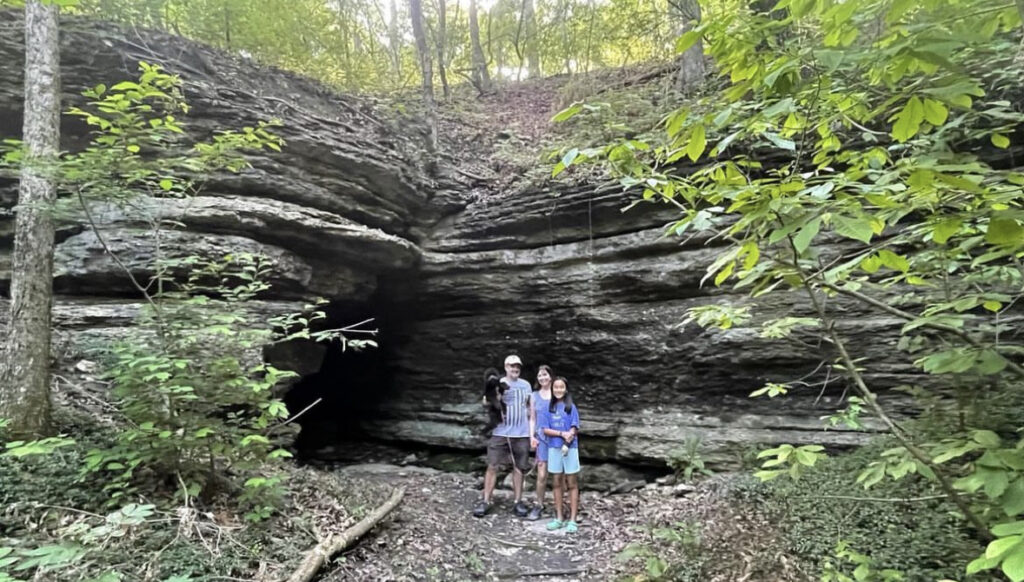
[472,500,491,518]
[513,500,529,518]
[526,505,543,521]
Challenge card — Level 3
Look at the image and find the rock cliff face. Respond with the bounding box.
[0,13,911,469]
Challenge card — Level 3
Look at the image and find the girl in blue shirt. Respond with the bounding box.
[541,376,581,533]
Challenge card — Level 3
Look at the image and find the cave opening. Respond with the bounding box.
[278,295,399,457]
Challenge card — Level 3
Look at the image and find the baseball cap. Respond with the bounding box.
[504,355,523,366]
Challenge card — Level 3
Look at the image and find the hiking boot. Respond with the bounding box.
[526,505,543,521]
[472,500,491,518]
[513,500,529,518]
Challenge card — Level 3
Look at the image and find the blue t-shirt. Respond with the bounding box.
[493,378,532,438]
[531,390,551,443]
[541,401,580,449]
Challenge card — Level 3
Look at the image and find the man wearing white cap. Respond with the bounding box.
[473,354,533,518]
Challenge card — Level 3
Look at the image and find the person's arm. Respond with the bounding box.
[529,394,538,448]
[540,406,559,437]
[566,406,580,443]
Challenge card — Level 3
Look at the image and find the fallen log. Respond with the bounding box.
[284,486,406,582]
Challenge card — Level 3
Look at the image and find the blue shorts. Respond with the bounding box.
[547,446,580,475]
[536,436,549,463]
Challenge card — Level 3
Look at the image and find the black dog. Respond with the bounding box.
[482,368,509,434]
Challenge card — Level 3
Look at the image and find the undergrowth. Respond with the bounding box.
[0,408,389,581]
[733,439,996,582]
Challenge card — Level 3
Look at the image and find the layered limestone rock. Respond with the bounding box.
[369,184,911,467]
[0,13,914,470]
[0,11,438,304]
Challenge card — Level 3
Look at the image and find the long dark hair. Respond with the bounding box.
[549,376,573,414]
[536,365,554,391]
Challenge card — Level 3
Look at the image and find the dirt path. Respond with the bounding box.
[319,463,804,582]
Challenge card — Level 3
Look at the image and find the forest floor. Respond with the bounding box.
[386,60,682,196]
[318,462,807,582]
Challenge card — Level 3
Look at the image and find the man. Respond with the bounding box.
[473,354,532,518]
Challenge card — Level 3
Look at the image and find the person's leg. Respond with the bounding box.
[527,442,548,520]
[483,465,498,502]
[535,462,548,505]
[567,473,579,522]
[475,437,505,516]
[563,448,581,532]
[552,474,564,521]
[511,438,531,516]
[546,448,565,529]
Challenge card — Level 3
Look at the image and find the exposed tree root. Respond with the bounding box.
[284,486,405,582]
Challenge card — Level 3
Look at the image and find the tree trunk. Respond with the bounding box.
[336,0,355,90]
[0,0,60,439]
[523,0,540,78]
[223,2,231,49]
[468,0,491,92]
[434,0,450,99]
[673,0,705,92]
[560,0,571,74]
[388,0,402,84]
[409,0,437,150]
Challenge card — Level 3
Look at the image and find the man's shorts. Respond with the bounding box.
[487,436,530,471]
[547,445,580,475]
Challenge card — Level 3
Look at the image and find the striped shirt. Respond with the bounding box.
[492,378,532,438]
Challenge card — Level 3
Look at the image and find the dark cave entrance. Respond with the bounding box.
[277,296,400,456]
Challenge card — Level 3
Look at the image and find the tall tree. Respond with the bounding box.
[468,0,491,92]
[409,0,438,150]
[433,0,450,99]
[0,0,61,438]
[522,0,540,78]
[388,0,402,83]
[672,0,705,92]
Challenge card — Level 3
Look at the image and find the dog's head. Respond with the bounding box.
[483,368,501,393]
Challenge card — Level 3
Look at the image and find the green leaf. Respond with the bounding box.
[932,218,962,244]
[987,218,1024,245]
[877,250,909,272]
[832,215,874,244]
[1003,481,1024,516]
[687,125,707,162]
[551,103,582,123]
[984,300,1003,312]
[966,553,1001,574]
[561,148,580,168]
[993,134,1011,149]
[975,430,1002,448]
[994,522,1024,537]
[891,96,925,142]
[765,132,796,151]
[159,179,173,191]
[922,98,948,126]
[1004,547,1024,582]
[792,217,821,254]
[675,30,702,54]
[986,535,1022,559]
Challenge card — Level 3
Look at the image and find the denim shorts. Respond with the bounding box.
[535,435,549,463]
[547,445,580,474]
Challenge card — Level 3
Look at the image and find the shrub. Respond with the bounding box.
[734,440,993,582]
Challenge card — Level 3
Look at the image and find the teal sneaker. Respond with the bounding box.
[565,520,578,533]
[546,519,564,531]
